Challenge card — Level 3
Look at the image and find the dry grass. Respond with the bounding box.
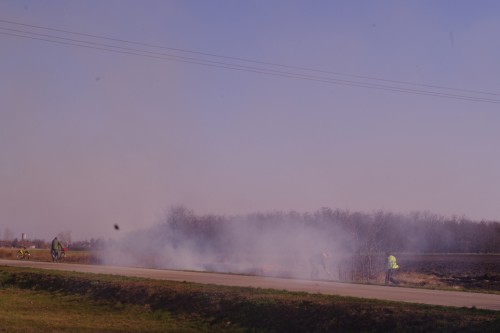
[0,247,101,264]
[394,272,450,288]
[0,248,17,260]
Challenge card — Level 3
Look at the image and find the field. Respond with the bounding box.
[397,254,500,292]
[0,248,101,264]
[2,248,499,293]
[347,253,500,293]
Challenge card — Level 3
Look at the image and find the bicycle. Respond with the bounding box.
[51,247,67,262]
[60,247,67,260]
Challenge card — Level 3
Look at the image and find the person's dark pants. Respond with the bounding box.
[385,269,398,285]
[51,249,60,261]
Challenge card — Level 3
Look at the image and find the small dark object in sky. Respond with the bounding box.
[114,224,119,230]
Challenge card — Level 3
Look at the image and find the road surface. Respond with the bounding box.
[1,259,499,311]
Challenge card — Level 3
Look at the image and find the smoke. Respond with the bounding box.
[102,206,500,280]
[103,206,353,279]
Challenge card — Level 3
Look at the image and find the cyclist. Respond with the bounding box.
[51,237,64,262]
[17,246,30,259]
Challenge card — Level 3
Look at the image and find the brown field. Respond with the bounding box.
[1,248,499,293]
[396,254,500,292]
[0,248,102,264]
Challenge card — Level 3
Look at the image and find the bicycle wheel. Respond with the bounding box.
[16,251,23,259]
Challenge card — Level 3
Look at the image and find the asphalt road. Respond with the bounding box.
[2,259,499,311]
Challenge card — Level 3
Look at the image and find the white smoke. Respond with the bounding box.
[101,206,500,282]
[102,206,352,280]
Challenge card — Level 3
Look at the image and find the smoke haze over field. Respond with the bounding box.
[103,207,500,279]
[1,2,500,241]
[104,207,354,279]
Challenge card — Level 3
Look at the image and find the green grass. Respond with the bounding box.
[1,287,159,332]
[1,266,500,332]
[0,286,245,333]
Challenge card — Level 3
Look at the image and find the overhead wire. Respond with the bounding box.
[1,18,499,98]
[1,20,499,104]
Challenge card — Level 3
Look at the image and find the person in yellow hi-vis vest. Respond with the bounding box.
[385,252,399,285]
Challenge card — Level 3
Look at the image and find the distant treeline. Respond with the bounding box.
[159,206,500,254]
[2,208,498,255]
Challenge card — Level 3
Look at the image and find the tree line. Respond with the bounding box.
[161,206,500,255]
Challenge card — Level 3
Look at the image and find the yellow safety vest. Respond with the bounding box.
[387,255,399,269]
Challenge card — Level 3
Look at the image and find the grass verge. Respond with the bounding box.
[0,287,235,333]
[1,266,499,332]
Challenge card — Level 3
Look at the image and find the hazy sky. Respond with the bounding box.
[1,1,499,241]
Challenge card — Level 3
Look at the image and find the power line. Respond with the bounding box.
[2,18,498,98]
[1,21,500,104]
